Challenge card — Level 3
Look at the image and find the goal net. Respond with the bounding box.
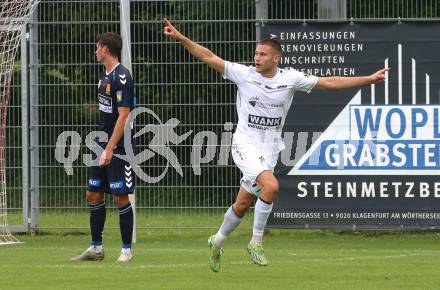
[0,0,39,245]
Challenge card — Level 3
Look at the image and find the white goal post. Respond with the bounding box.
[0,0,39,245]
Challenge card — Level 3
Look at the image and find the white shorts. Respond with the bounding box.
[231,136,279,196]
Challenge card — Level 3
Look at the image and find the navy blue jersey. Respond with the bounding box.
[97,63,136,149]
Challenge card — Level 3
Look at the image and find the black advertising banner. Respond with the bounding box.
[263,21,440,229]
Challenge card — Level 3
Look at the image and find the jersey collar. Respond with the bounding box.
[105,63,120,75]
[253,67,281,83]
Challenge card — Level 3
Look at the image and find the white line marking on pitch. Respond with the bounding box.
[0,253,437,271]
[3,247,210,252]
[299,253,438,262]
[0,261,250,270]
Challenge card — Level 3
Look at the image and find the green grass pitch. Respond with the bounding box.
[3,224,440,290]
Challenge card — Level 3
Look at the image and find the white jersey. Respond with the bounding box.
[223,61,318,154]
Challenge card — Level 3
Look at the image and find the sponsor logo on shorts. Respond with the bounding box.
[88,178,101,187]
[110,181,124,189]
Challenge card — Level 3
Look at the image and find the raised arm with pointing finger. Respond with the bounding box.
[164,18,225,74]
[314,67,389,90]
[164,18,388,90]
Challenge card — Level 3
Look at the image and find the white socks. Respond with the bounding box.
[251,198,273,245]
[121,247,132,254]
[214,198,273,248]
[250,234,263,245]
[214,232,227,248]
[215,206,243,247]
[89,245,103,253]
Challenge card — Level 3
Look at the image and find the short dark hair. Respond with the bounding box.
[258,38,282,55]
[96,32,122,60]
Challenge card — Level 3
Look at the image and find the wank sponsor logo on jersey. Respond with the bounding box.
[248,114,282,130]
[289,44,440,176]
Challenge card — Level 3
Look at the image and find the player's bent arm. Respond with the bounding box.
[105,107,130,151]
[313,68,389,91]
[178,36,225,74]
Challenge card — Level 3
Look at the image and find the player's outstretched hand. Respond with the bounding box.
[369,68,390,84]
[164,18,183,40]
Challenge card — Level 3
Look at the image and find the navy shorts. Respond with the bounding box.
[87,152,135,195]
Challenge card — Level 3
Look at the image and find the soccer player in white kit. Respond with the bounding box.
[164,19,388,272]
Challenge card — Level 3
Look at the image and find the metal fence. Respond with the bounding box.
[24,0,255,230]
[6,42,26,232]
[7,0,440,231]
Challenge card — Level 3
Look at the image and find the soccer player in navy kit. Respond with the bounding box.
[72,32,136,262]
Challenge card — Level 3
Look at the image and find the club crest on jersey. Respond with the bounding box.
[249,96,258,107]
[106,83,111,95]
[116,90,123,103]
